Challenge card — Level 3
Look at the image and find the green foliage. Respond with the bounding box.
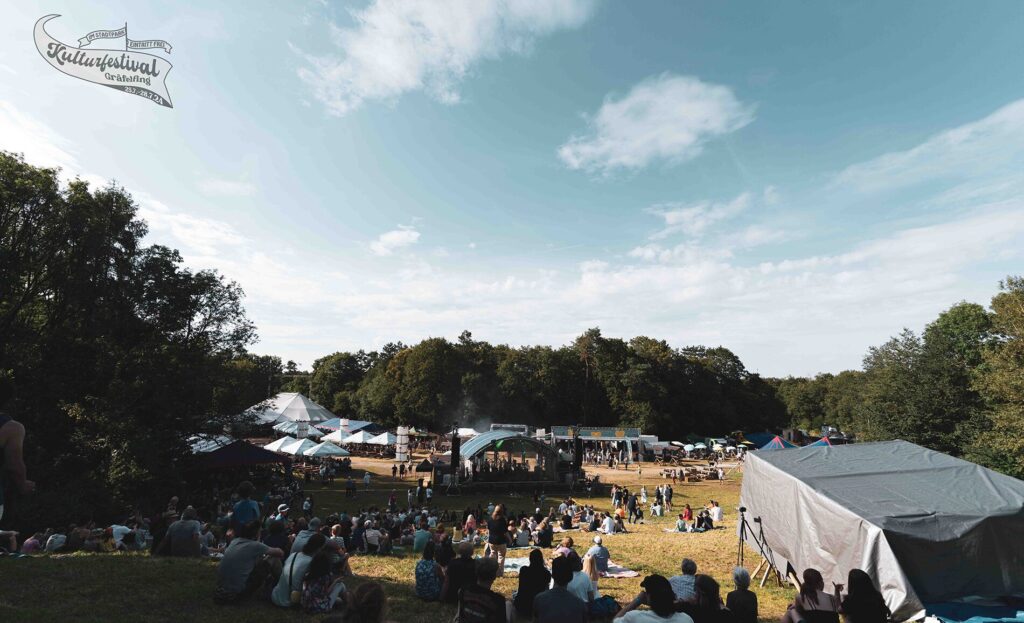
[0,152,258,527]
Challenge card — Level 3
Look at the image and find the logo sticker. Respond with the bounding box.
[34,15,174,108]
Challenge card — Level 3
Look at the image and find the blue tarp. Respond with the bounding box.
[927,601,1024,623]
[760,435,797,450]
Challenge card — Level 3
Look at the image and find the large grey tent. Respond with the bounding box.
[740,440,1024,621]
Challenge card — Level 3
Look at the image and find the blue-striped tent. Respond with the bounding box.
[805,437,833,448]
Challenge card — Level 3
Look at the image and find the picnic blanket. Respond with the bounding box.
[604,561,640,578]
[552,526,579,533]
[503,556,531,574]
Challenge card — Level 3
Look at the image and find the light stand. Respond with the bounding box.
[736,508,783,587]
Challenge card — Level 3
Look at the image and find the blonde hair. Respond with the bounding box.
[583,555,599,582]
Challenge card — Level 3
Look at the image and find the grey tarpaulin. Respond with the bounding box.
[740,440,1024,621]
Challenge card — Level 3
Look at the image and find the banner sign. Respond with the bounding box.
[34,15,174,108]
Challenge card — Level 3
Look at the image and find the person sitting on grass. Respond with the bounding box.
[585,535,610,575]
[215,520,284,604]
[415,540,445,601]
[413,521,432,553]
[514,519,532,547]
[726,567,758,623]
[157,506,202,557]
[555,537,581,568]
[676,575,734,623]
[458,556,509,623]
[323,580,394,623]
[615,574,694,622]
[582,555,603,599]
[272,533,326,608]
[513,548,550,618]
[600,513,616,534]
[669,558,698,603]
[838,569,891,623]
[291,517,321,554]
[364,521,383,554]
[436,533,456,568]
[554,551,596,604]
[533,555,587,623]
[442,540,477,604]
[535,518,554,548]
[781,569,839,623]
[302,549,349,614]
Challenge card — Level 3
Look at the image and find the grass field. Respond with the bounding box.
[0,458,795,623]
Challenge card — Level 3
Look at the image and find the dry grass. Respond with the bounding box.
[0,457,794,622]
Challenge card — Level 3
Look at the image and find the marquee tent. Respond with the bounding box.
[280,438,318,456]
[368,432,397,446]
[317,418,374,433]
[303,441,350,458]
[189,434,233,453]
[341,430,375,445]
[759,435,796,450]
[264,436,297,452]
[245,392,334,425]
[322,429,345,444]
[740,440,1024,620]
[272,421,324,438]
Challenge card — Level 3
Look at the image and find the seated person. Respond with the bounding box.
[442,541,477,604]
[301,550,348,614]
[535,519,554,548]
[513,548,550,618]
[215,520,284,603]
[695,510,713,531]
[534,556,587,623]
[513,521,531,547]
[615,573,690,622]
[272,533,326,608]
[600,513,616,534]
[458,556,509,623]
[585,536,610,574]
[726,567,758,623]
[560,512,574,530]
[415,541,444,601]
[669,558,698,603]
[675,514,689,532]
[651,501,664,517]
[780,569,839,623]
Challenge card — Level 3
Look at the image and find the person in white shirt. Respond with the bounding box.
[709,501,724,523]
[601,514,616,534]
[616,574,695,622]
[551,555,596,604]
[363,521,382,553]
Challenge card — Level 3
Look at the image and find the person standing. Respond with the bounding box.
[363,471,372,489]
[0,410,35,523]
[486,504,509,577]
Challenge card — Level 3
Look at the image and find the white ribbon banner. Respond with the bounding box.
[35,15,173,108]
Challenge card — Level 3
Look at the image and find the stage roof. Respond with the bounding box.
[550,426,641,440]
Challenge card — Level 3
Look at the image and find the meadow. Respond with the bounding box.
[0,458,796,623]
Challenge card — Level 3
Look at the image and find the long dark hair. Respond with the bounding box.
[843,569,890,620]
[797,568,824,613]
[528,548,546,568]
[695,574,722,610]
[346,581,387,623]
[304,550,333,583]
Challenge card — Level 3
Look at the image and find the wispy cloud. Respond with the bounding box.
[198,177,257,197]
[647,192,753,240]
[558,73,755,174]
[370,225,421,256]
[296,0,597,116]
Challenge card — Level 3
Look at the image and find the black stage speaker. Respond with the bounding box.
[573,436,583,471]
[451,432,461,474]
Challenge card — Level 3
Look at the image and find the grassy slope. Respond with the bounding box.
[0,459,795,622]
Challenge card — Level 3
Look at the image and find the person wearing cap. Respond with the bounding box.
[364,520,383,553]
[586,535,610,574]
[615,574,695,622]
[274,503,290,522]
[533,555,586,623]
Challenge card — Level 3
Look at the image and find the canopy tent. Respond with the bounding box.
[303,441,350,458]
[741,432,777,448]
[368,432,397,446]
[341,430,375,445]
[189,434,233,454]
[316,417,374,433]
[245,392,334,425]
[692,442,707,449]
[456,427,480,438]
[272,420,324,438]
[280,438,318,456]
[264,436,297,452]
[322,429,345,444]
[759,435,797,450]
[740,440,1024,621]
[193,441,291,470]
[805,436,833,448]
[683,444,695,452]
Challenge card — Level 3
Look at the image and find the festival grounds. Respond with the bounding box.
[0,457,797,623]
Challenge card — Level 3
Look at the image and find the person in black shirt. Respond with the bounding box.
[725,567,758,623]
[839,569,890,623]
[676,575,735,623]
[513,548,551,618]
[442,541,477,604]
[486,505,509,576]
[459,556,508,623]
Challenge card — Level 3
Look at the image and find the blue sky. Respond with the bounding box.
[3,1,1023,375]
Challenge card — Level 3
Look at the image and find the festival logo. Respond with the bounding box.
[34,15,174,108]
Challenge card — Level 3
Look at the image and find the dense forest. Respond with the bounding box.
[2,152,1022,528]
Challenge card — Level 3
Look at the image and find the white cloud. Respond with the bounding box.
[198,177,257,197]
[648,192,752,240]
[0,100,79,171]
[136,196,249,256]
[832,99,1024,193]
[370,225,421,256]
[558,73,754,174]
[296,0,596,116]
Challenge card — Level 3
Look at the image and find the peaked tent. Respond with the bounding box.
[317,418,374,433]
[272,420,324,438]
[194,441,291,470]
[415,459,435,472]
[264,436,297,452]
[189,434,233,454]
[280,438,318,456]
[740,440,1024,620]
[805,437,833,448]
[368,432,397,446]
[303,441,350,457]
[322,429,345,444]
[342,430,375,445]
[759,435,797,450]
[245,392,334,425]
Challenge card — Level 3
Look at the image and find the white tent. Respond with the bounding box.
[189,434,233,454]
[280,438,318,456]
[456,427,479,438]
[323,429,345,444]
[264,436,297,452]
[245,392,334,425]
[303,441,350,457]
[368,432,397,445]
[273,421,324,438]
[341,430,375,445]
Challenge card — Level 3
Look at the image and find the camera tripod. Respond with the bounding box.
[737,507,783,587]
